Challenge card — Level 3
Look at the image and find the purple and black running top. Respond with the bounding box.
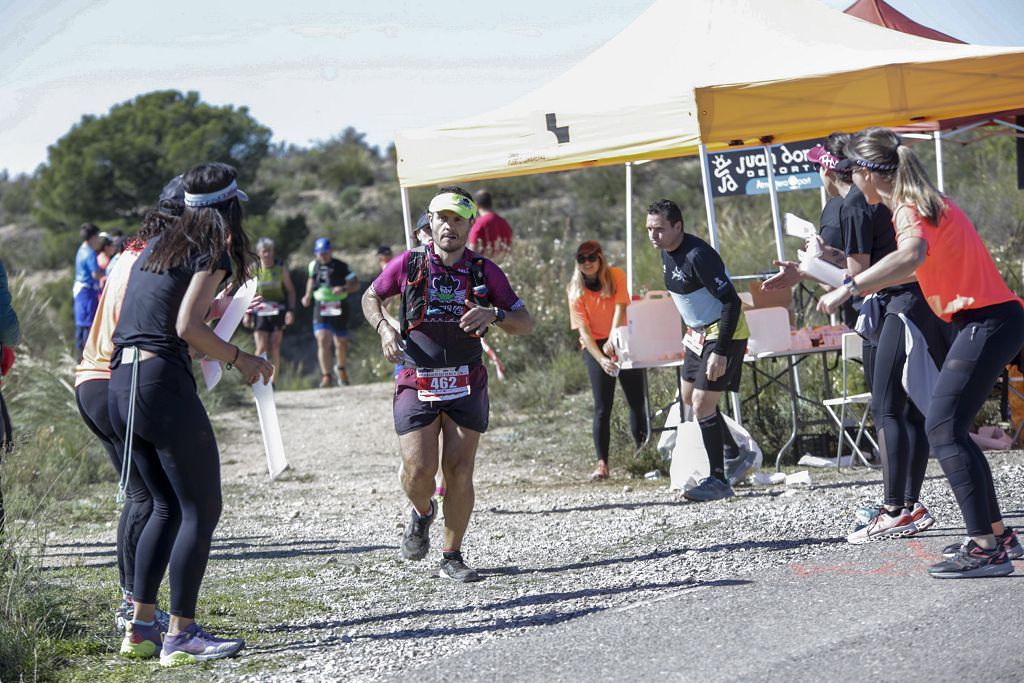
[372,247,524,369]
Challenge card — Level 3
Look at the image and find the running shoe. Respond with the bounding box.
[115,600,170,634]
[943,527,1024,560]
[119,620,163,659]
[682,477,734,503]
[159,623,245,667]
[439,551,482,583]
[929,540,1013,579]
[846,509,916,544]
[337,366,350,386]
[435,485,446,505]
[401,499,436,561]
[114,597,132,633]
[319,373,332,388]
[907,502,935,533]
[590,461,610,480]
[724,448,756,486]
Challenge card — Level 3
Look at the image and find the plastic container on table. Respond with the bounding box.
[612,291,684,364]
[745,307,792,356]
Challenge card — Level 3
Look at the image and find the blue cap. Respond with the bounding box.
[314,237,332,254]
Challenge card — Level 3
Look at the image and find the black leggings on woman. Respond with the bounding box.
[871,314,931,508]
[926,301,1024,537]
[108,356,222,619]
[76,379,153,595]
[582,343,647,462]
[870,286,952,508]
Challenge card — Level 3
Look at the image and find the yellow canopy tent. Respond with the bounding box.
[394,0,1024,298]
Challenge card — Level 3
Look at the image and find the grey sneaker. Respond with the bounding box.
[929,540,1013,579]
[115,599,169,635]
[440,551,481,583]
[683,477,734,503]
[943,527,1024,560]
[401,499,437,561]
[724,448,756,486]
[160,623,245,667]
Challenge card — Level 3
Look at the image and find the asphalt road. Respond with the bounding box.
[400,525,1024,682]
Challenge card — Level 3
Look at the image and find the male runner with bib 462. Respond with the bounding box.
[647,199,753,502]
[362,187,533,582]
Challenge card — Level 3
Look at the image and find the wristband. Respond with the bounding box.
[375,317,389,333]
[226,345,240,370]
[490,308,506,326]
[843,274,861,297]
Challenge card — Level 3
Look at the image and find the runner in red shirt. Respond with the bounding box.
[467,190,513,262]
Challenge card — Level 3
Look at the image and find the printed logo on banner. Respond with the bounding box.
[710,140,824,198]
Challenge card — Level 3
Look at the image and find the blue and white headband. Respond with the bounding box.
[183,179,250,207]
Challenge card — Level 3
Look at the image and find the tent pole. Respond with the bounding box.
[625,162,634,297]
[400,186,414,251]
[934,131,945,192]
[697,143,720,252]
[763,144,786,263]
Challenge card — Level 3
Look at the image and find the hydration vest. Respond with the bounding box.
[400,246,491,338]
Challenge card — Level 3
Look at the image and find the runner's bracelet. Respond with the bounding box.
[226,345,240,370]
[374,317,388,333]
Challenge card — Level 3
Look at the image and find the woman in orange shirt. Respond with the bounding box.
[819,127,1024,579]
[567,241,647,479]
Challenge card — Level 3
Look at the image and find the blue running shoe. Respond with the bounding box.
[119,620,162,659]
[683,477,734,503]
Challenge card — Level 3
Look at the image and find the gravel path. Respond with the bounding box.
[46,382,1024,681]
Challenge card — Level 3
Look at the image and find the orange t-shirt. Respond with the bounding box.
[74,248,141,386]
[569,266,630,341]
[893,200,1024,322]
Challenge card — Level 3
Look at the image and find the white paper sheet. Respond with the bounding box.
[201,278,257,391]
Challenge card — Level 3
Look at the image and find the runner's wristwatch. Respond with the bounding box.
[491,308,506,326]
[842,274,861,297]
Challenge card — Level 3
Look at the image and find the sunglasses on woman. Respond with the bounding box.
[576,253,600,264]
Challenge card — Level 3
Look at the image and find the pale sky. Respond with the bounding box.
[2,0,1022,176]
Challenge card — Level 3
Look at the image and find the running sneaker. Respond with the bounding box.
[337,366,350,386]
[119,620,163,659]
[682,477,734,503]
[319,373,332,388]
[929,540,1013,579]
[401,499,436,561]
[439,551,482,583]
[590,461,610,480]
[115,600,170,634]
[435,485,446,505]
[160,623,245,667]
[114,597,132,633]
[846,509,916,544]
[724,448,756,486]
[943,527,1024,560]
[908,502,935,533]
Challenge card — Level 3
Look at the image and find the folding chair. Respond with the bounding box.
[822,332,878,469]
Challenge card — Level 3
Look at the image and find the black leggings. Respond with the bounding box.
[582,345,647,462]
[0,388,10,535]
[108,356,222,619]
[926,301,1024,537]
[76,379,153,595]
[871,315,930,507]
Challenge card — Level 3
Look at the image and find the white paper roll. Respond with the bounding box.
[201,278,257,391]
[251,374,289,481]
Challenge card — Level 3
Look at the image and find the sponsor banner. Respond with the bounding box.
[709,140,824,198]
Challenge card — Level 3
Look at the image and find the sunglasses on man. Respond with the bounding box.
[576,253,600,264]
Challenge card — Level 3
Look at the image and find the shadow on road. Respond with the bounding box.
[248,577,752,655]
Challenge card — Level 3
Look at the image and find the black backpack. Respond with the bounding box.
[400,246,491,338]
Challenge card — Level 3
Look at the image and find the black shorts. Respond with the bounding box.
[393,365,489,435]
[254,311,286,332]
[682,338,746,392]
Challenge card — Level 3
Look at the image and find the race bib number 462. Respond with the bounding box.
[415,366,471,402]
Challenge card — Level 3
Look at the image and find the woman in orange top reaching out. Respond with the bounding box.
[819,127,1024,580]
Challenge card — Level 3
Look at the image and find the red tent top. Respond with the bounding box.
[844,0,964,43]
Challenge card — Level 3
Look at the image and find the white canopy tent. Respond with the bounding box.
[395,0,1024,282]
